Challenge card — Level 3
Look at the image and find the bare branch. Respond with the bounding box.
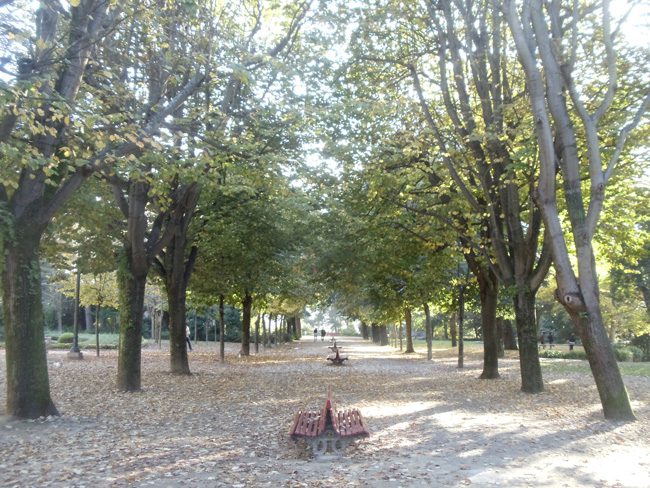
[409,64,482,213]
[604,92,650,184]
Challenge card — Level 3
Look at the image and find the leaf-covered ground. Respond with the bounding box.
[1,337,649,487]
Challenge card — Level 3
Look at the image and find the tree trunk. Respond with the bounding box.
[255,313,261,354]
[496,317,505,358]
[361,322,370,340]
[84,305,93,332]
[458,283,465,369]
[379,324,389,346]
[504,0,635,421]
[478,273,499,379]
[116,252,147,392]
[449,313,457,347]
[95,304,101,357]
[424,302,433,361]
[241,291,252,356]
[371,323,379,344]
[404,308,415,353]
[503,319,518,350]
[219,294,225,362]
[514,288,543,393]
[57,293,63,333]
[167,279,190,375]
[3,234,59,418]
[575,255,634,420]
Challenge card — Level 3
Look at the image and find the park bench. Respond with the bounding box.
[327,341,348,365]
[289,390,369,456]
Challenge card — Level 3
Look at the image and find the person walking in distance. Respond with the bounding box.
[320,328,326,342]
[186,324,193,351]
[313,327,318,342]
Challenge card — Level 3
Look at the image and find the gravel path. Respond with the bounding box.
[1,337,649,487]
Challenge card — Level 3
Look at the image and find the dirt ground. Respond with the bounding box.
[1,337,649,487]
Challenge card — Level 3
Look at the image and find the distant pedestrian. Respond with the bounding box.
[548,331,554,349]
[313,327,318,342]
[320,328,326,342]
[568,333,576,351]
[186,324,192,351]
[540,332,546,349]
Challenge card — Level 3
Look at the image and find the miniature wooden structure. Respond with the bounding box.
[289,388,369,456]
[327,340,348,365]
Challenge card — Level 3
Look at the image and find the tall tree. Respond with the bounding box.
[504,0,648,420]
[0,0,111,418]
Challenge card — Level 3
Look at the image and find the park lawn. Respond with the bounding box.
[411,338,650,377]
[542,359,650,378]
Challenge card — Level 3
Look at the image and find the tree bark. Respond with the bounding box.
[166,278,190,375]
[241,291,253,356]
[84,305,93,332]
[3,233,59,418]
[478,272,499,379]
[503,319,518,350]
[371,323,380,344]
[449,313,457,348]
[514,288,543,392]
[458,282,466,369]
[116,250,147,392]
[219,294,225,362]
[404,308,415,353]
[424,302,433,360]
[378,324,389,346]
[361,322,370,340]
[496,317,505,358]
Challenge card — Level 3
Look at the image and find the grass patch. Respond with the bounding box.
[541,359,650,377]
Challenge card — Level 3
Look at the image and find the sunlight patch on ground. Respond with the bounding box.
[362,400,440,419]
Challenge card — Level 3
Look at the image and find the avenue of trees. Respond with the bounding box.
[0,0,647,421]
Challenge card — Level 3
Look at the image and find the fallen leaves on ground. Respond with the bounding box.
[0,338,649,487]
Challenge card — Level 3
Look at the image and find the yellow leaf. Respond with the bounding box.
[70,0,81,6]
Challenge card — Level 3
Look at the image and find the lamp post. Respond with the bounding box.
[67,266,84,360]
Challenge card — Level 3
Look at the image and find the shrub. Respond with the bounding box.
[626,346,644,362]
[613,345,638,362]
[538,349,564,359]
[57,332,75,344]
[631,334,650,362]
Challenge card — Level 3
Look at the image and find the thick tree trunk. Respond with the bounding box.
[478,273,499,379]
[117,252,147,392]
[514,288,543,393]
[361,322,370,340]
[572,250,635,420]
[371,323,380,344]
[378,324,389,346]
[424,302,433,360]
[241,291,252,356]
[404,308,415,353]
[3,234,59,418]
